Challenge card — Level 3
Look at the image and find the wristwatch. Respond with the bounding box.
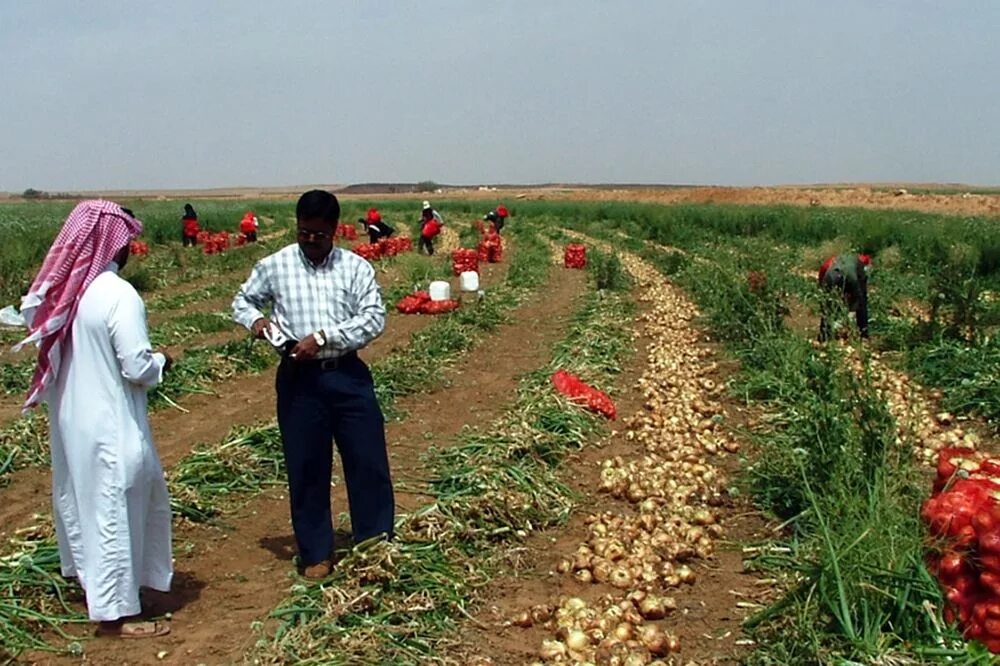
[313,331,326,347]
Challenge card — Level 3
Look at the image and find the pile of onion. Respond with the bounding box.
[516,251,735,662]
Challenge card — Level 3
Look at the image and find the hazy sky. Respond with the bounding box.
[2,1,998,191]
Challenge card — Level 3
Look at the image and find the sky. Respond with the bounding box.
[1,1,998,191]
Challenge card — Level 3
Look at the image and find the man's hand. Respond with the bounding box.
[251,318,269,339]
[162,352,174,373]
[290,334,321,361]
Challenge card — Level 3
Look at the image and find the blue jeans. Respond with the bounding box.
[275,353,394,566]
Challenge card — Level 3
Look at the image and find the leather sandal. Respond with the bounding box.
[96,620,171,639]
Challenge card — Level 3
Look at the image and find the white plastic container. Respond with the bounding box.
[428,280,451,301]
[459,271,480,292]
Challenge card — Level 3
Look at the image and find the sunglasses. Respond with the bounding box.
[297,228,332,241]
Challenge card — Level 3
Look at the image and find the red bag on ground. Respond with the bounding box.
[353,243,383,261]
[478,231,503,263]
[452,248,479,275]
[421,299,460,315]
[564,244,586,269]
[551,369,616,419]
[377,237,412,257]
[923,447,1000,652]
[396,291,430,314]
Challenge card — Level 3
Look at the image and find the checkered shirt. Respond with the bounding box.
[232,244,385,359]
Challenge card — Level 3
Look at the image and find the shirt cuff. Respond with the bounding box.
[152,352,167,385]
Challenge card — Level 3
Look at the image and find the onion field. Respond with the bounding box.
[2,193,1000,664]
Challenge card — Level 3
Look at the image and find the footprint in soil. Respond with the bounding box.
[259,528,354,564]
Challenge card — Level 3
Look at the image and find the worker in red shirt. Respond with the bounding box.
[495,204,509,233]
[181,203,200,247]
[239,211,259,242]
[818,253,871,341]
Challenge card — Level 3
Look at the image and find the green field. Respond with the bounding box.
[3,197,1000,663]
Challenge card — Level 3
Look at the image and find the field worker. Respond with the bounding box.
[239,210,259,242]
[496,204,509,232]
[818,253,871,342]
[362,207,395,244]
[181,203,199,247]
[419,200,443,255]
[233,189,394,580]
[13,201,174,638]
[484,210,501,233]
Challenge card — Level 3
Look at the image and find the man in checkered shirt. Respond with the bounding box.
[233,190,394,580]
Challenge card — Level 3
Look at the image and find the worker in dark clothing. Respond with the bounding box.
[818,253,871,341]
[360,208,395,244]
[418,201,443,255]
[484,210,502,234]
[181,203,199,247]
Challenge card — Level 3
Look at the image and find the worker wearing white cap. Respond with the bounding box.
[419,201,444,255]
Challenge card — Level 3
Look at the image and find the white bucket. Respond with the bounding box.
[459,271,480,292]
[428,280,451,301]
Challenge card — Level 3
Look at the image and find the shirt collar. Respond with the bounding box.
[297,245,338,270]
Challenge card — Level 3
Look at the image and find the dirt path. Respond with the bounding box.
[66,262,588,665]
[453,239,773,665]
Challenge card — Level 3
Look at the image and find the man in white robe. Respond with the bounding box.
[14,201,174,638]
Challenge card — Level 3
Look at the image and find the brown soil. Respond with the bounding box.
[49,263,588,665]
[528,185,1000,218]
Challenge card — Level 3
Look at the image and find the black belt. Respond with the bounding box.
[288,351,358,371]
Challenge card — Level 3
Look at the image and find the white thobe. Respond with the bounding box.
[47,265,172,622]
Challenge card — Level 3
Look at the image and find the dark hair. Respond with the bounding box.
[296,190,340,224]
[184,203,197,219]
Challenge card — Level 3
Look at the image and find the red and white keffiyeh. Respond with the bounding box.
[14,200,143,412]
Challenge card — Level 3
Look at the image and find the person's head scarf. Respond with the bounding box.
[14,200,143,411]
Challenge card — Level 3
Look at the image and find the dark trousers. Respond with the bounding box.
[419,235,435,255]
[245,230,257,242]
[275,354,395,566]
[182,234,197,247]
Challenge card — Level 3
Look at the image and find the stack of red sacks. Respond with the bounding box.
[235,234,248,247]
[478,229,503,263]
[352,243,382,261]
[452,248,479,276]
[336,225,358,241]
[129,240,149,257]
[396,290,460,315]
[199,231,231,255]
[564,244,587,269]
[377,237,413,257]
[923,447,1000,652]
[551,369,616,420]
[354,238,414,261]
